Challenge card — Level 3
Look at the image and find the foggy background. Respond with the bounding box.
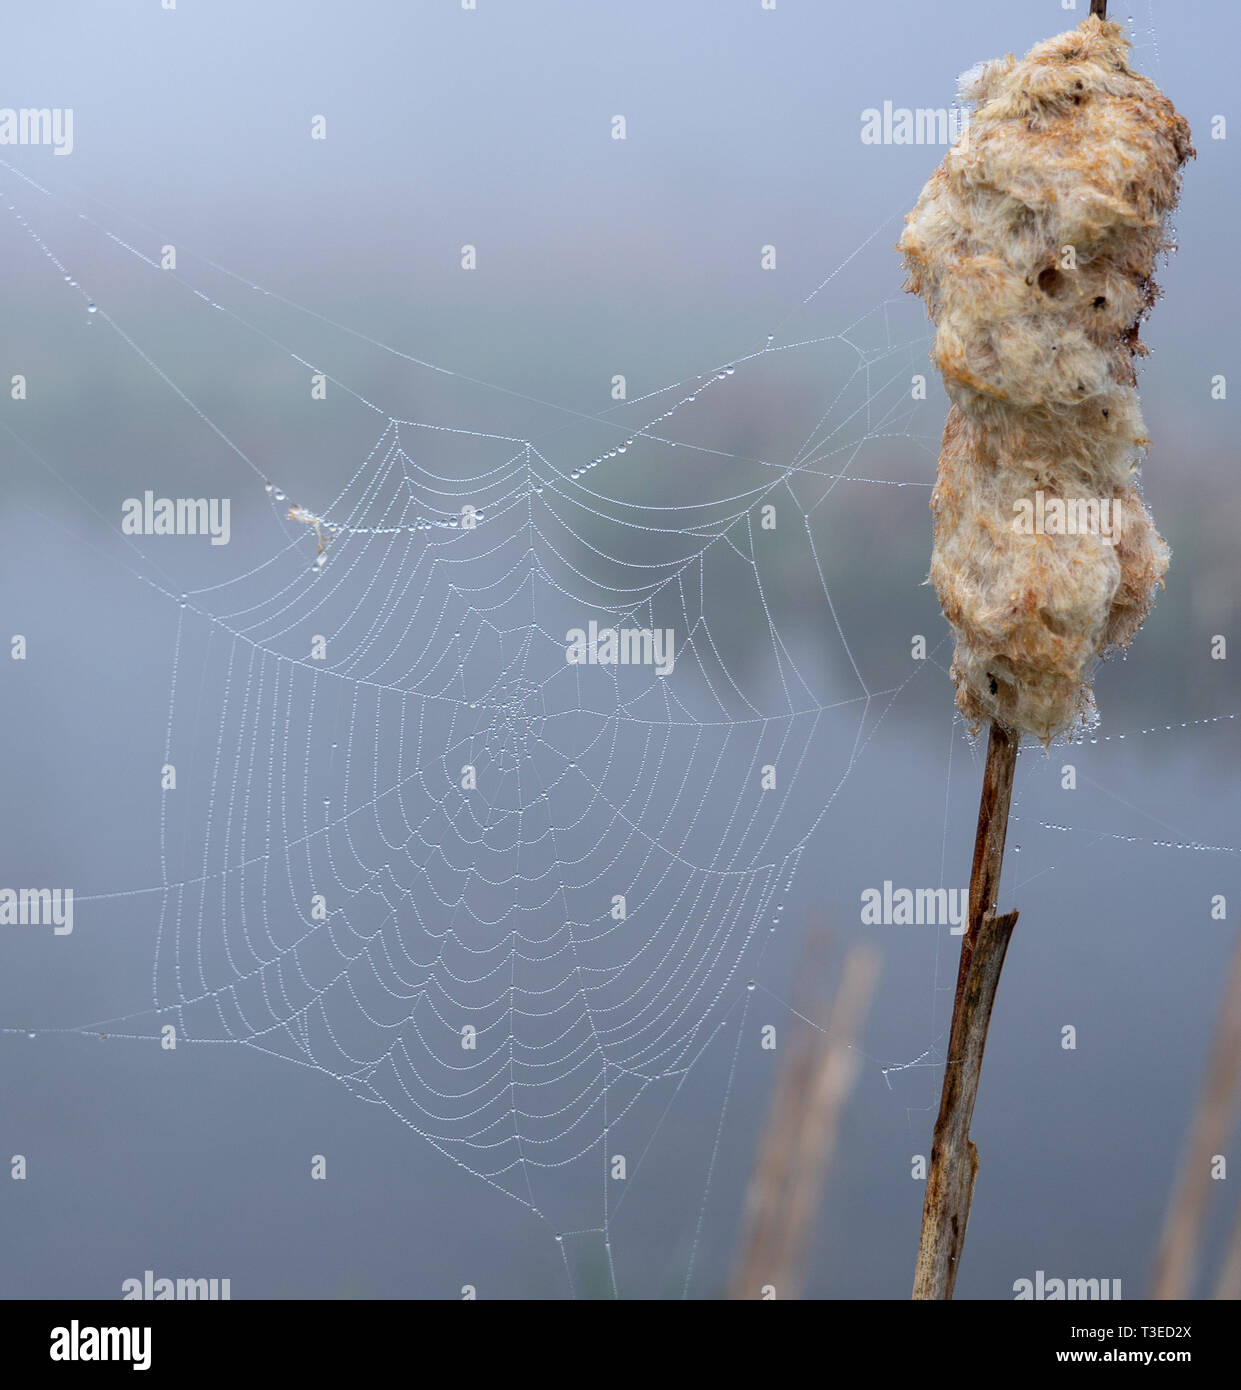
[0,0,1238,1300]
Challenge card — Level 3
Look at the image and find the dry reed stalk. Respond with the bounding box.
[729,942,878,1300]
[1151,925,1241,1298]
[913,723,1018,1299]
[1213,1201,1241,1301]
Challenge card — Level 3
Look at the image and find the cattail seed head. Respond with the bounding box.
[899,16,1193,744]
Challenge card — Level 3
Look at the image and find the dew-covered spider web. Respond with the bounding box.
[2,1,1238,1301]
[1,160,937,1247]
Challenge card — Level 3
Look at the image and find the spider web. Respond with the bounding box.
[0,152,939,1262]
[152,299,927,1238]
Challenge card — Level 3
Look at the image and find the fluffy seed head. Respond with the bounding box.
[899,16,1193,744]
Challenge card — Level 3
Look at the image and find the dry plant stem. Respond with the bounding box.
[1150,924,1241,1298]
[729,944,878,1300]
[913,720,1019,1300]
[1214,1192,1241,1300]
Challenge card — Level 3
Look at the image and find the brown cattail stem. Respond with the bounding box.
[913,720,1020,1299]
[1214,1195,1241,1301]
[729,944,878,1300]
[1090,1,1108,20]
[1150,924,1241,1298]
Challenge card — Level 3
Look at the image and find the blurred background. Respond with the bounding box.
[0,0,1237,1299]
